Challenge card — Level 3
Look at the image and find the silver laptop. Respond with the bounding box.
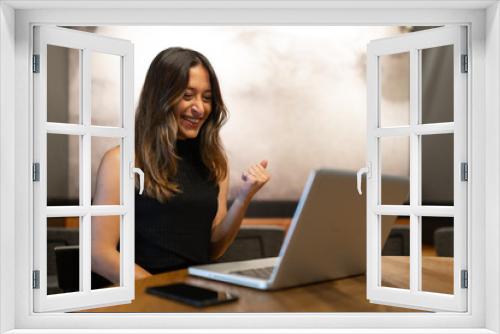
[188,169,408,290]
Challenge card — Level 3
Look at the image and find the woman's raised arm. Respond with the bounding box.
[210,160,270,260]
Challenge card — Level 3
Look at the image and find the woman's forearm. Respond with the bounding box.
[92,248,151,284]
[134,264,152,280]
[210,194,252,260]
[92,248,121,283]
[210,160,270,260]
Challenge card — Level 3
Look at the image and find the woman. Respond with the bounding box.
[91,47,270,283]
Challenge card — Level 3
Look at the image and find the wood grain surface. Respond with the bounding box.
[84,256,452,313]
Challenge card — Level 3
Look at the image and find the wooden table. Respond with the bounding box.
[85,256,452,313]
[381,256,453,294]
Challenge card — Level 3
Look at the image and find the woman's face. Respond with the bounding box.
[174,64,213,140]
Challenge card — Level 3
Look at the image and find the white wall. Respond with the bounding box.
[52,26,453,202]
[77,26,411,200]
[0,2,16,332]
[485,3,500,332]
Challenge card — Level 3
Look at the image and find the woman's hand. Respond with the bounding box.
[237,160,270,201]
[210,160,270,260]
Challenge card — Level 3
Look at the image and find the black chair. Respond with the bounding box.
[54,245,112,293]
[382,225,410,256]
[47,227,79,294]
[217,225,286,263]
[239,200,298,218]
[54,245,79,292]
[434,226,454,257]
[55,225,286,291]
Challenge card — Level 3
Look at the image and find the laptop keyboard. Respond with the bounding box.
[230,266,275,279]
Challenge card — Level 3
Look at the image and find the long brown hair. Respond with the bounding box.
[135,47,228,202]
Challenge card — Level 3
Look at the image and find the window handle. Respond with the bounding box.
[130,162,145,195]
[356,162,371,195]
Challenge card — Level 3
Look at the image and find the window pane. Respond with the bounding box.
[47,45,81,124]
[380,136,410,205]
[381,215,409,289]
[47,134,80,206]
[91,52,122,127]
[421,217,454,294]
[47,217,80,295]
[91,137,122,205]
[420,45,454,124]
[379,52,410,127]
[421,134,454,206]
[91,215,121,290]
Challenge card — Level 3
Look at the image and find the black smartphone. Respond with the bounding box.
[146,283,238,307]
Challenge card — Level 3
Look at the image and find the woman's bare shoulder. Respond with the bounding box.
[99,146,121,171]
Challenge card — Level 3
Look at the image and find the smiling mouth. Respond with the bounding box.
[180,115,203,129]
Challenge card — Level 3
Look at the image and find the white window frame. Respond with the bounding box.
[366,26,468,312]
[0,1,499,333]
[32,26,136,312]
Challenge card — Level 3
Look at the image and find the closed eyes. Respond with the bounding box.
[183,91,212,103]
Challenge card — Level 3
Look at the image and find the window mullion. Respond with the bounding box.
[81,48,92,293]
[374,123,455,138]
[45,205,126,217]
[375,205,454,217]
[121,43,134,293]
[45,123,127,138]
[414,122,454,135]
[46,123,86,135]
[409,47,420,293]
[88,126,126,137]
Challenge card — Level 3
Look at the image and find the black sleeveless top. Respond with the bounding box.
[134,139,219,274]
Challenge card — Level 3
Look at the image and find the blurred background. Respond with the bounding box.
[46,26,454,297]
[47,25,447,203]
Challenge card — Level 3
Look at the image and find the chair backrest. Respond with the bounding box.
[217,225,286,263]
[434,226,454,257]
[54,245,79,292]
[229,200,297,218]
[382,225,410,256]
[47,227,79,276]
[54,225,286,288]
[54,245,111,292]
